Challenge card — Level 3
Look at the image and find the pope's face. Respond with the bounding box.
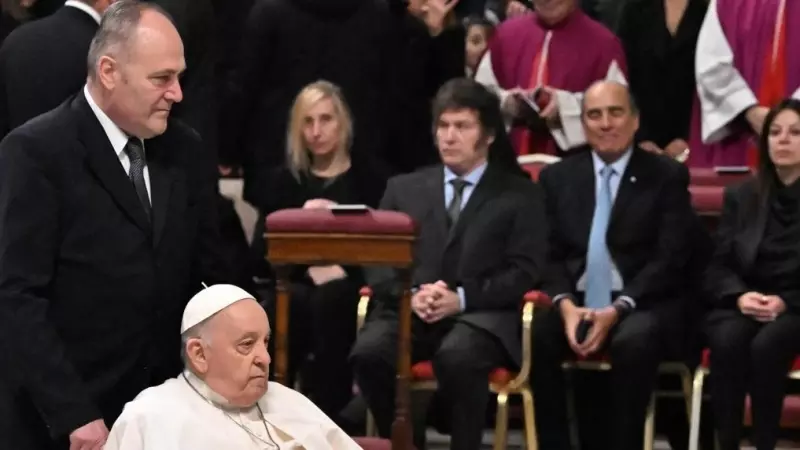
[202,299,271,408]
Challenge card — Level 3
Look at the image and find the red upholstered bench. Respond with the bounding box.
[357,288,550,449]
[690,185,725,216]
[689,168,751,187]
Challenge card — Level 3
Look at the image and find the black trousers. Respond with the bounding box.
[532,307,666,450]
[266,278,359,421]
[705,309,800,450]
[350,309,509,450]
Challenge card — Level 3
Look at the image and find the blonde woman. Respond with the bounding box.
[252,80,388,426]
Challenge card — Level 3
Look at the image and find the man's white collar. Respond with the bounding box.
[64,0,102,24]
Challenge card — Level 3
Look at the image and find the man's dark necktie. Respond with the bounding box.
[447,178,470,228]
[124,138,151,221]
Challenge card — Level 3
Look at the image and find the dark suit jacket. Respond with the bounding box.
[0,5,98,138]
[147,0,218,163]
[369,164,547,364]
[539,148,693,314]
[705,178,800,310]
[0,93,230,449]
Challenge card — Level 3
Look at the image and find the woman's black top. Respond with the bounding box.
[750,178,800,308]
[617,0,707,148]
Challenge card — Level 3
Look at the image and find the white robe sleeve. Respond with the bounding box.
[475,51,513,128]
[104,414,144,450]
[793,87,800,100]
[549,60,628,150]
[695,0,758,143]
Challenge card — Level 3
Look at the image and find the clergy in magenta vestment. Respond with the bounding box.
[475,5,627,155]
[104,372,361,450]
[690,0,800,168]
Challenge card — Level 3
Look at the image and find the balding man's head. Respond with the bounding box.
[581,80,639,161]
[87,0,185,139]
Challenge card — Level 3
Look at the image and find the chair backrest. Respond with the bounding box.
[517,154,561,181]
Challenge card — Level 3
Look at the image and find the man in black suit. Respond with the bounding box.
[533,81,694,450]
[0,2,230,449]
[0,0,117,138]
[350,78,546,450]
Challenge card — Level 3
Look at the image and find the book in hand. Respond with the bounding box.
[326,204,371,214]
[713,166,751,174]
[513,88,551,132]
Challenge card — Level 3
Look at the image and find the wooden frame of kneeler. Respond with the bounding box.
[265,208,418,450]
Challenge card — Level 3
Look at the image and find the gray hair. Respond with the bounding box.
[86,0,174,79]
[180,317,213,370]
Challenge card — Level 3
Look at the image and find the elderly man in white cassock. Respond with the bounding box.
[104,284,361,450]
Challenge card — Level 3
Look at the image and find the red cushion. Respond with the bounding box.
[524,290,553,308]
[266,208,416,235]
[690,186,725,215]
[411,361,516,386]
[700,348,800,371]
[353,437,393,450]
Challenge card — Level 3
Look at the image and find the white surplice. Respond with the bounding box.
[104,372,362,450]
[695,0,800,145]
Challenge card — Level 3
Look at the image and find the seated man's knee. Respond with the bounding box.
[610,312,661,364]
[432,340,477,379]
[350,326,396,373]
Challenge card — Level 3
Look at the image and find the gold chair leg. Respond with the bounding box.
[365,410,377,437]
[493,391,510,450]
[688,370,707,450]
[520,385,538,449]
[644,393,656,450]
[680,367,694,420]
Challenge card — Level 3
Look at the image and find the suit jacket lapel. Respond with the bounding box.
[575,153,596,244]
[147,146,173,248]
[426,168,449,239]
[609,150,640,230]
[445,165,500,248]
[76,95,151,236]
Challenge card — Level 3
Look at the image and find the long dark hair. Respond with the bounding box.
[431,78,528,178]
[757,98,800,199]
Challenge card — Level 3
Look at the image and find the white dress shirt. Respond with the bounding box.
[64,0,102,24]
[443,161,489,311]
[83,85,152,202]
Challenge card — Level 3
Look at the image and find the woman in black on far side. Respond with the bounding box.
[250,80,389,426]
[704,99,800,450]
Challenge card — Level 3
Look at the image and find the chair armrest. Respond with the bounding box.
[357,286,373,331]
[523,290,553,308]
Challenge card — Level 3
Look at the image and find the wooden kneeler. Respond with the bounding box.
[266,208,418,450]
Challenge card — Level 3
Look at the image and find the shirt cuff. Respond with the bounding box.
[552,293,574,306]
[457,286,466,311]
[616,296,636,309]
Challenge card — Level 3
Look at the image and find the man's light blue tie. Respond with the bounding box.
[585,166,615,309]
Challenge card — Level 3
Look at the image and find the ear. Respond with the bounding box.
[186,338,209,374]
[96,55,119,91]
